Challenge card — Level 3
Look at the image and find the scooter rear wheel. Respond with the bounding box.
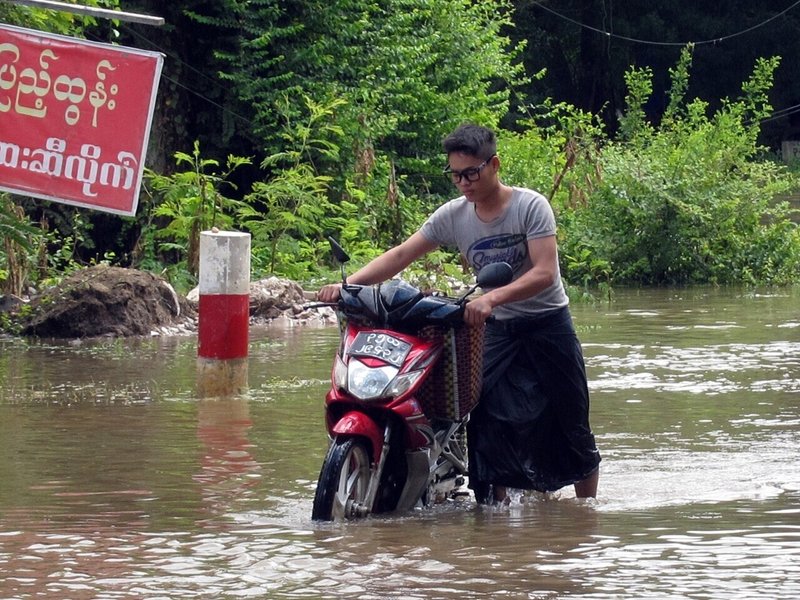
[312,437,372,521]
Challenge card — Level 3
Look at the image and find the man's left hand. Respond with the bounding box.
[464,295,494,327]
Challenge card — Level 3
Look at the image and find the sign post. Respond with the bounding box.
[5,0,165,26]
[0,23,163,216]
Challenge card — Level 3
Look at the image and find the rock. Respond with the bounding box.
[186,275,337,328]
[249,276,307,319]
[10,263,478,340]
[0,294,26,313]
[5,261,480,340]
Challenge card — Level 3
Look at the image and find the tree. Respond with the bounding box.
[187,0,523,171]
[510,0,800,148]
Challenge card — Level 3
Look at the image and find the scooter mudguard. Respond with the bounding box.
[331,411,383,464]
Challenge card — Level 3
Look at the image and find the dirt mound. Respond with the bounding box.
[22,265,194,338]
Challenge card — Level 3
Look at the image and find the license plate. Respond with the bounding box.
[349,331,411,367]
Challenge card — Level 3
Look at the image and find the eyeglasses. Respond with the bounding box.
[443,154,495,184]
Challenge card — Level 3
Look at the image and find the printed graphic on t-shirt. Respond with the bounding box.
[467,233,527,274]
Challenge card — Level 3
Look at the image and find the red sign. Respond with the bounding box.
[0,24,163,216]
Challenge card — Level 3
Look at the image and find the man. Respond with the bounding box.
[318,123,600,503]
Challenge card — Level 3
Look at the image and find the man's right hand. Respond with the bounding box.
[317,283,343,303]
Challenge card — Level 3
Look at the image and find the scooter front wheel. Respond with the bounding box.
[312,437,372,521]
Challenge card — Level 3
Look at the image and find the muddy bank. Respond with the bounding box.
[3,265,333,339]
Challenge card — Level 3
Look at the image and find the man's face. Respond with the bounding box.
[445,151,497,202]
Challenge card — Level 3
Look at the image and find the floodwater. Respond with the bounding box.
[0,286,798,599]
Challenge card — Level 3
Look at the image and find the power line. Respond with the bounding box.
[120,24,227,94]
[760,102,800,124]
[529,0,800,47]
[159,71,254,128]
[527,2,800,126]
[85,26,255,129]
[85,4,800,136]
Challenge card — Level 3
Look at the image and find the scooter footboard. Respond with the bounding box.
[394,449,430,513]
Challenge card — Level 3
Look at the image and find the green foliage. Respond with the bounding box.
[332,0,524,163]
[662,45,693,128]
[36,211,97,288]
[0,195,99,294]
[188,0,523,190]
[618,66,654,142]
[495,98,612,288]
[0,194,37,253]
[0,0,121,35]
[345,153,428,251]
[144,142,251,277]
[499,97,605,209]
[559,51,800,286]
[237,96,342,278]
[4,4,800,294]
[0,194,39,295]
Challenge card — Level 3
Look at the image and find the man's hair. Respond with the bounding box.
[442,123,497,159]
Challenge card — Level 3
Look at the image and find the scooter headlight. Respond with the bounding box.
[333,354,348,391]
[385,369,425,398]
[347,358,398,400]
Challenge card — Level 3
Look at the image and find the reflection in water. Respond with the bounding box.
[0,287,799,598]
[195,398,261,519]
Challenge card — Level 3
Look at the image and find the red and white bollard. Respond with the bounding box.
[196,229,251,397]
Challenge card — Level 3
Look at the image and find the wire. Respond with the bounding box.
[120,23,228,93]
[159,72,254,127]
[93,6,800,135]
[759,102,800,124]
[85,26,256,128]
[527,2,800,126]
[529,0,800,47]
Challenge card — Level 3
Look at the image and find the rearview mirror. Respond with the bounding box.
[327,236,350,264]
[476,262,513,289]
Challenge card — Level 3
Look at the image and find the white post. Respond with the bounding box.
[196,229,251,397]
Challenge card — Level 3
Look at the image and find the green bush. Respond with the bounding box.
[557,49,800,286]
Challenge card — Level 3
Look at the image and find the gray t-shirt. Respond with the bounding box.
[419,186,568,319]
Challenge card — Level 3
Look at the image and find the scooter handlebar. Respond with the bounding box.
[304,302,339,309]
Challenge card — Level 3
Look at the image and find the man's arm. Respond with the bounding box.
[349,231,439,284]
[317,231,438,301]
[463,235,558,326]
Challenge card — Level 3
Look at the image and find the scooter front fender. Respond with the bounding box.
[331,411,383,464]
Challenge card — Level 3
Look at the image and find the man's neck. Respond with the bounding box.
[474,183,512,222]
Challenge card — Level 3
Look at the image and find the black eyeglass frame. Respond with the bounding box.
[443,154,496,184]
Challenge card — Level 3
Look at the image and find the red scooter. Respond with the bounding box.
[311,238,512,521]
